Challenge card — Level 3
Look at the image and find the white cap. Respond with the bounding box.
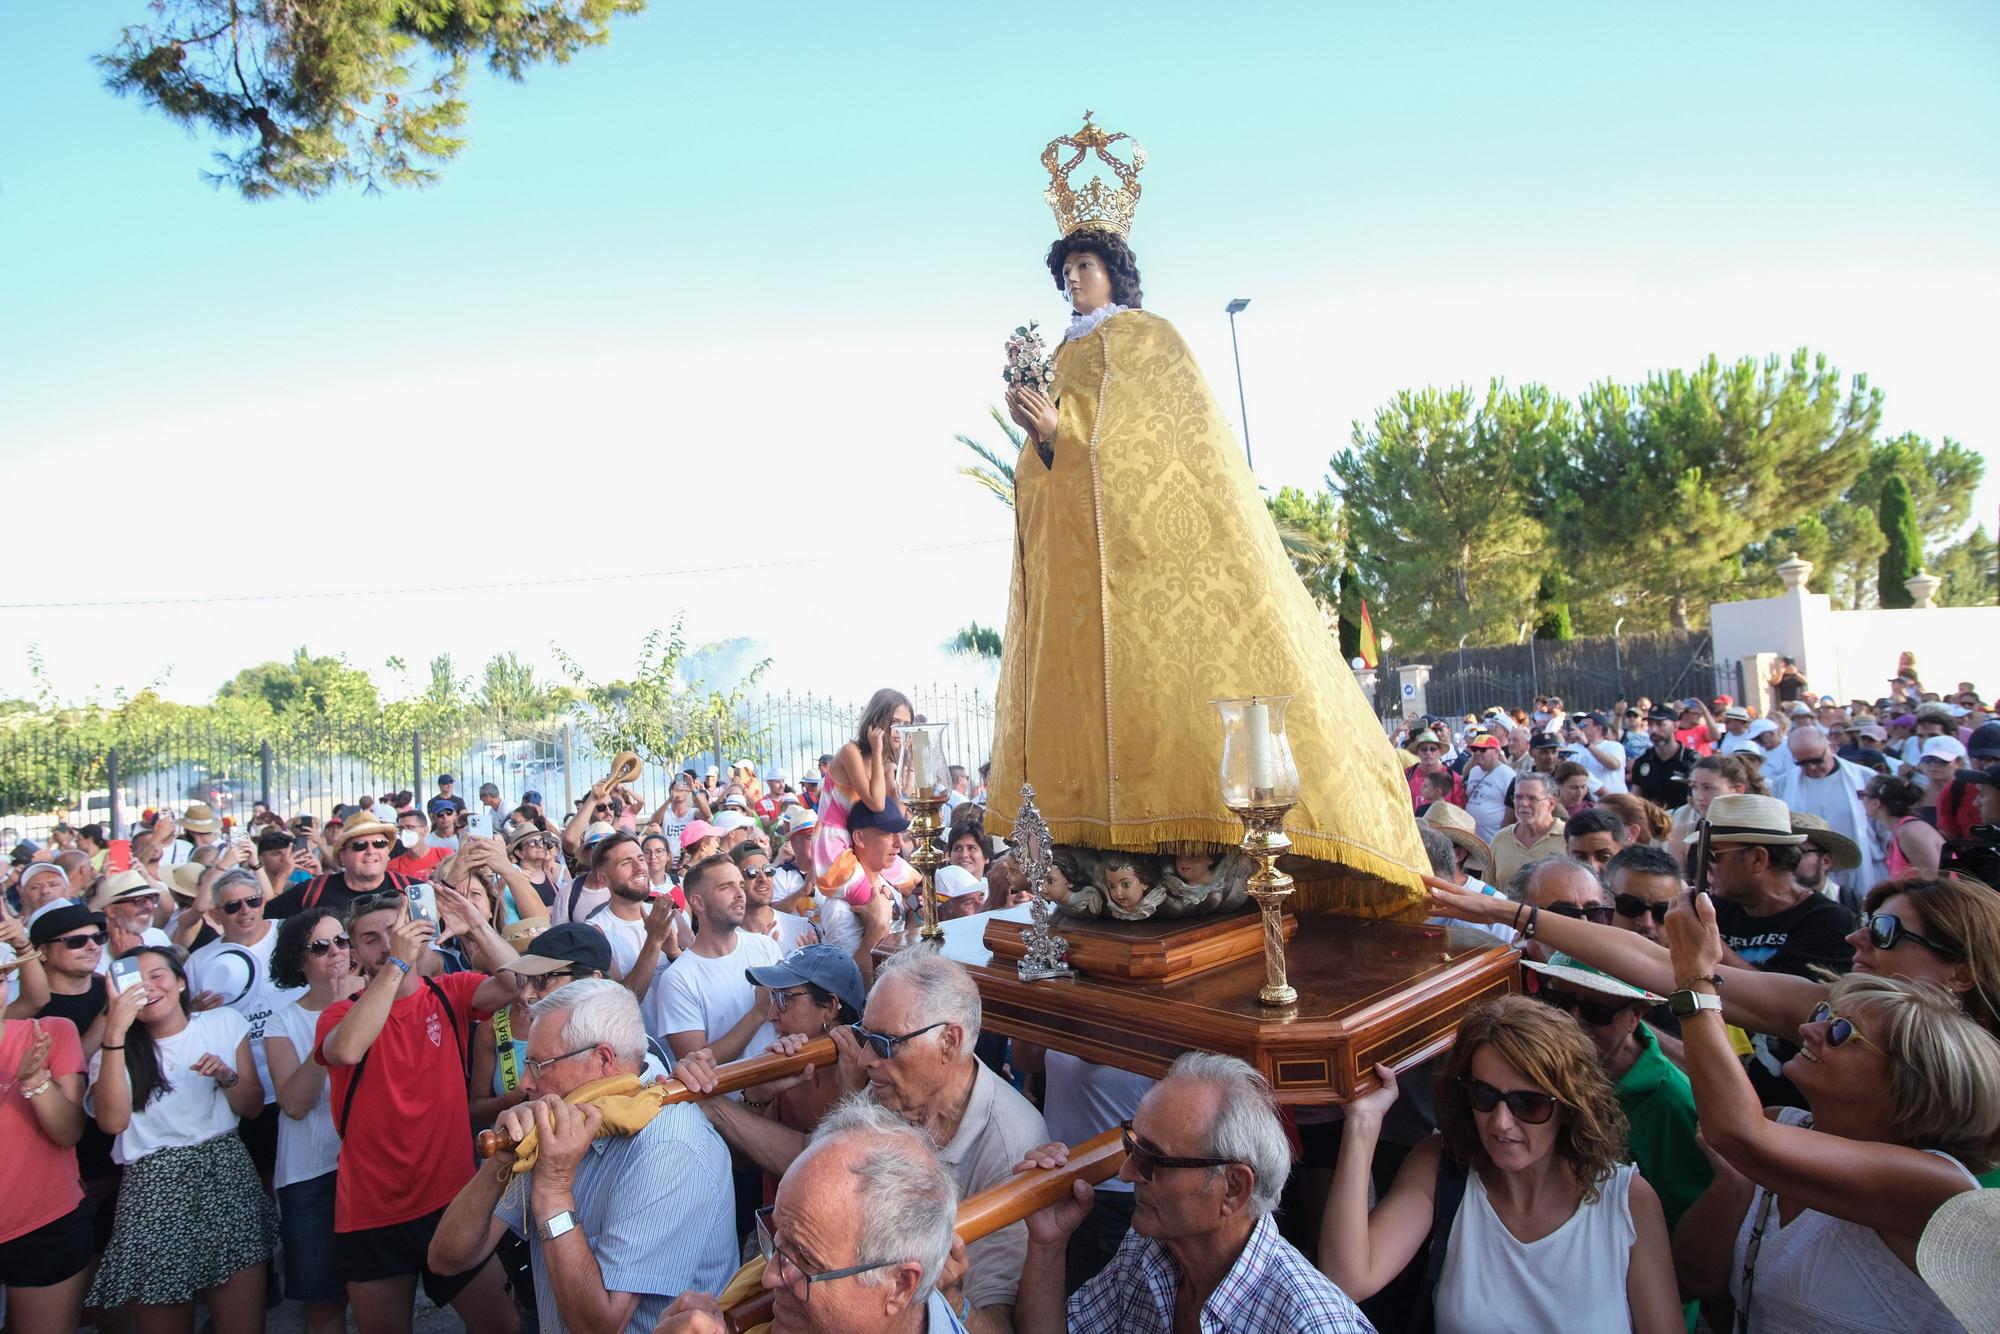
[1921,736,1968,763]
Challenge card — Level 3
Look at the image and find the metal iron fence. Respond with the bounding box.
[1374,630,1742,722]
[0,685,996,844]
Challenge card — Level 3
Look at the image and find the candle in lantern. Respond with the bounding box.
[907,728,930,795]
[1246,700,1277,793]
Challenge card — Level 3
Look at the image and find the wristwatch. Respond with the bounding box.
[537,1209,580,1243]
[1668,988,1723,1020]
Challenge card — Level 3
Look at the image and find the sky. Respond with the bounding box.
[2,2,1995,709]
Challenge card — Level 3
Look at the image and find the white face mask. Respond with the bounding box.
[398,829,421,850]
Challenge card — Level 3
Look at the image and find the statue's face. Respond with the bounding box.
[1062,249,1114,315]
[1105,864,1148,910]
[1045,861,1073,903]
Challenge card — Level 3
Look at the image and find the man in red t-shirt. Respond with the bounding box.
[315,884,524,1330]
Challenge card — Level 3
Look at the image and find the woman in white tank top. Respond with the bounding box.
[1319,995,1684,1333]
[1667,899,2000,1334]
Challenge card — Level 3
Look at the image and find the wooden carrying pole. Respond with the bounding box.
[723,1125,1128,1333]
[475,1035,839,1160]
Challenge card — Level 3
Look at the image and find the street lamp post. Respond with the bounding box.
[1225,298,1252,469]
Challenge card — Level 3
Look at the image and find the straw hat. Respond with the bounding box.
[501,916,552,951]
[180,802,220,834]
[1521,952,1666,1005]
[1420,803,1492,879]
[505,823,553,852]
[1704,794,1806,846]
[1916,1188,2000,1331]
[169,863,208,902]
[1789,812,1861,871]
[332,812,399,852]
[91,869,162,911]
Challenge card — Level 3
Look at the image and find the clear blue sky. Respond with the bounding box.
[2,2,1995,705]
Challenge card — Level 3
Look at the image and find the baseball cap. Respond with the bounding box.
[1858,724,1888,743]
[1891,714,1919,728]
[29,902,107,947]
[1645,707,1677,722]
[1967,722,2000,761]
[1920,736,1968,764]
[1465,734,1502,751]
[522,790,544,807]
[8,838,42,866]
[849,797,911,836]
[745,943,865,1018]
[1582,711,1611,729]
[679,819,717,850]
[437,774,456,786]
[510,923,613,977]
[1529,732,1560,750]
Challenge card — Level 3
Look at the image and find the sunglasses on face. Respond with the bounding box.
[305,934,351,956]
[1858,911,1963,960]
[1546,901,1616,926]
[1537,987,1629,1027]
[219,896,264,915]
[518,969,576,992]
[1459,1077,1560,1124]
[1809,1000,1884,1055]
[1118,1121,1243,1182]
[54,930,108,949]
[742,866,773,879]
[348,840,392,852]
[845,1020,946,1060]
[1613,894,1671,924]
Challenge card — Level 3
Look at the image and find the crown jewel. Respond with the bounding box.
[1042,111,1146,237]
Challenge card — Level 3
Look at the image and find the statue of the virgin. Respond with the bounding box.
[984,114,1427,918]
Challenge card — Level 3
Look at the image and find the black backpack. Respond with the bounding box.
[334,975,467,1136]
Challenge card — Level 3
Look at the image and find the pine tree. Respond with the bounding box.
[1877,474,1922,608]
[1533,572,1573,641]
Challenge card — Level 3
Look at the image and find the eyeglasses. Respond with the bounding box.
[1858,911,1963,960]
[845,1020,946,1060]
[116,894,159,910]
[219,896,264,916]
[740,865,774,879]
[1546,902,1616,926]
[347,839,392,852]
[523,1043,598,1078]
[771,986,817,1012]
[1796,753,1835,771]
[1118,1121,1243,1182]
[349,891,407,918]
[1458,1077,1560,1124]
[1808,1001,1884,1056]
[1612,894,1672,924]
[753,1206,897,1297]
[517,969,576,992]
[1537,987,1629,1027]
[305,934,351,956]
[54,930,108,949]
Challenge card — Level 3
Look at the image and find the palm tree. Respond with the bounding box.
[957,406,1022,509]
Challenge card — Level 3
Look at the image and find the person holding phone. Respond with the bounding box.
[87,947,272,1328]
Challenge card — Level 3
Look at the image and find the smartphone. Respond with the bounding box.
[292,834,311,855]
[406,880,438,925]
[109,955,144,996]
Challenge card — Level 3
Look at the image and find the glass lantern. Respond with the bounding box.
[892,722,951,802]
[1212,695,1301,810]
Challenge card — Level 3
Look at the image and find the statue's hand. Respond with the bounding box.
[1016,385,1058,444]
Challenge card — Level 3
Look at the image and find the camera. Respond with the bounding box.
[1940,826,2000,890]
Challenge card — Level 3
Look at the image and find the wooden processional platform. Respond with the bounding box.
[876,906,1519,1105]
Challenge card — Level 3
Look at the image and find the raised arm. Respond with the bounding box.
[1318,1068,1437,1300]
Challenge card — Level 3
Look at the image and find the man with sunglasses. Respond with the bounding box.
[695,949,1046,1332]
[188,867,303,1185]
[266,813,414,921]
[1516,857,1617,963]
[1013,1051,1371,1334]
[735,844,815,951]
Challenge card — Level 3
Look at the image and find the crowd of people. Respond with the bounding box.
[0,668,1996,1333]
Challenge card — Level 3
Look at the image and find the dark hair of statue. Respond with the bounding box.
[1045,228,1144,309]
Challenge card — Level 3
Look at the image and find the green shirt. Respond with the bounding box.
[1616,1023,1712,1233]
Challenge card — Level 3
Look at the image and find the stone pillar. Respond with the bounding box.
[1395,664,1432,719]
[1351,667,1378,706]
[1904,571,1942,609]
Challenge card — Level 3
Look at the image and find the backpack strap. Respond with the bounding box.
[334,974,469,1138]
[302,876,328,911]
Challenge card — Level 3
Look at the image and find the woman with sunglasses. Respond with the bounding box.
[264,908,362,1334]
[503,821,565,920]
[1664,892,2000,1331]
[1319,995,1683,1333]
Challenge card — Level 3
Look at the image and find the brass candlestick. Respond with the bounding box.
[1234,800,1298,1006]
[905,790,947,941]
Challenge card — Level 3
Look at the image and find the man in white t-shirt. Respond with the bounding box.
[1716,706,1760,756]
[1571,712,1629,796]
[186,867,304,1170]
[582,832,667,980]
[1457,733,1513,842]
[642,853,782,1062]
[733,844,815,952]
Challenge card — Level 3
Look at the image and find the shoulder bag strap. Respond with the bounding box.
[1734,1186,1778,1334]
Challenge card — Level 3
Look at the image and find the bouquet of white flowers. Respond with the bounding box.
[1001,321,1056,398]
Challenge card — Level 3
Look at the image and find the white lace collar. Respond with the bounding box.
[1065,304,1130,342]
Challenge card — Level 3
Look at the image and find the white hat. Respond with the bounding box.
[712,811,757,834]
[1787,701,1814,715]
[1920,736,1968,763]
[705,765,720,778]
[780,808,818,839]
[1521,953,1665,1005]
[1745,718,1778,739]
[1917,1188,2000,1331]
[934,865,987,900]
[1705,794,1807,846]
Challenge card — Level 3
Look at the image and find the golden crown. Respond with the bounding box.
[1042,111,1146,237]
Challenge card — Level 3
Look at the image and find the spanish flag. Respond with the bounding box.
[1357,598,1380,668]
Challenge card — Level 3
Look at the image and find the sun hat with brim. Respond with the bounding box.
[1521,952,1665,1005]
[1420,803,1492,878]
[1407,730,1444,750]
[510,922,612,977]
[779,808,818,839]
[91,869,163,911]
[1745,719,1779,740]
[28,902,107,947]
[1704,794,1808,846]
[712,811,758,834]
[746,943,866,1019]
[1722,706,1751,722]
[679,819,717,850]
[180,803,220,834]
[333,813,399,852]
[169,863,208,901]
[1787,812,1861,871]
[501,916,552,951]
[506,823,554,852]
[1917,1187,2000,1331]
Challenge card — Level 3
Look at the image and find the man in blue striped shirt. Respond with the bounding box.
[429,980,738,1333]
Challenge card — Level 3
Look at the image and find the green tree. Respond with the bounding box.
[1877,474,1923,608]
[552,620,768,772]
[1933,527,1998,607]
[1544,350,1877,629]
[1332,383,1556,650]
[1336,559,1366,662]
[947,623,1004,659]
[1265,486,1341,617]
[215,649,381,722]
[956,406,1021,509]
[1533,572,1573,641]
[474,651,571,721]
[96,0,645,199]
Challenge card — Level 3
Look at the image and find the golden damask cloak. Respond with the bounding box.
[986,309,1426,916]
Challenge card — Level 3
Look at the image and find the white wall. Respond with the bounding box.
[1710,589,1999,708]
